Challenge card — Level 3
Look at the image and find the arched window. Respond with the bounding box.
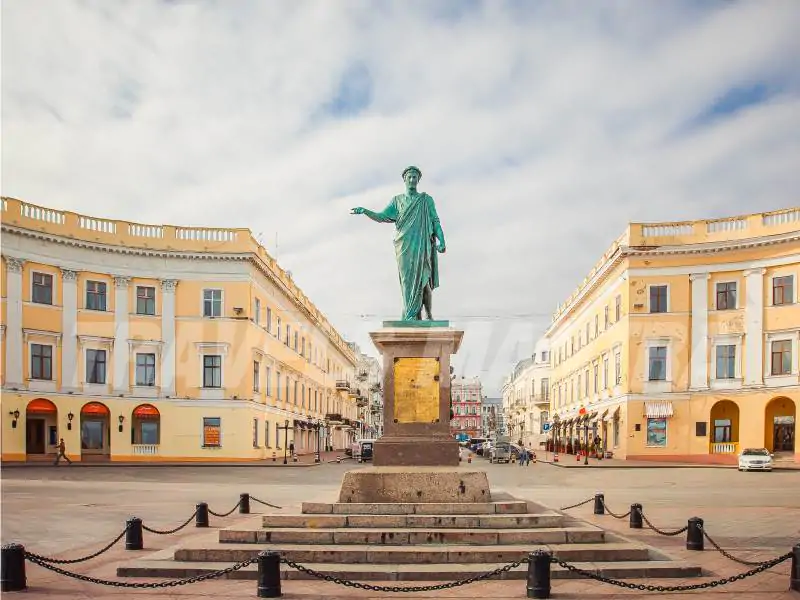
[132,404,160,445]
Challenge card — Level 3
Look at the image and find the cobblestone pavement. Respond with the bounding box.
[2,460,798,598]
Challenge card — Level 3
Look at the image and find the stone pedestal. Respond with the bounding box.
[339,467,490,503]
[370,324,463,467]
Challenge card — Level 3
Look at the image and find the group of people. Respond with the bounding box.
[516,447,536,466]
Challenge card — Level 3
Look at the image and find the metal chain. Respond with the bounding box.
[24,525,130,565]
[143,510,199,535]
[250,496,283,509]
[700,527,772,566]
[552,551,792,592]
[638,509,689,537]
[208,501,241,518]
[25,553,257,588]
[600,499,630,519]
[560,497,594,511]
[280,557,526,592]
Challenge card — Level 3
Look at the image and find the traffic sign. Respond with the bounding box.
[542,422,552,432]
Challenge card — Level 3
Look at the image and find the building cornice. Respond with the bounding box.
[548,230,800,335]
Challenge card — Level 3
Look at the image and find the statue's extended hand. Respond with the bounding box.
[437,241,446,254]
[351,207,365,215]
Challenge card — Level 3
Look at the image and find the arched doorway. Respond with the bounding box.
[80,402,110,459]
[710,400,739,455]
[26,398,57,457]
[765,397,796,454]
[131,404,160,456]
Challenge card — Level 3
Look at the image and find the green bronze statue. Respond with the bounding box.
[351,166,446,321]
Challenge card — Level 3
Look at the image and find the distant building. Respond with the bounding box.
[501,337,551,450]
[450,376,483,439]
[481,397,503,438]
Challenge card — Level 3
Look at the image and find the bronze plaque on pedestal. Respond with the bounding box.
[393,357,440,423]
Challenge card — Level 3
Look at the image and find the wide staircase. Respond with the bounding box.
[118,493,701,581]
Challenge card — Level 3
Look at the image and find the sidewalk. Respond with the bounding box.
[534,453,800,470]
[0,450,352,468]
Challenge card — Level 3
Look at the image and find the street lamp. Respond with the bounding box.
[313,420,321,463]
[584,422,589,465]
[280,419,291,465]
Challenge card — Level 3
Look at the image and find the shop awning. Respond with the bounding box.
[27,398,57,414]
[133,404,159,418]
[644,401,673,418]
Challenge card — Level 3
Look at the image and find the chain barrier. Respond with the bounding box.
[699,524,773,567]
[24,553,257,588]
[638,509,689,537]
[208,500,241,518]
[552,550,792,592]
[280,557,526,592]
[142,510,199,535]
[250,496,283,509]
[600,499,630,519]
[559,496,594,511]
[24,524,130,565]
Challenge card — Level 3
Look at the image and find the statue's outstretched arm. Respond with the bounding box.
[429,195,446,252]
[351,199,398,223]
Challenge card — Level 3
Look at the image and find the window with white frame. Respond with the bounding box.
[32,272,54,305]
[615,295,622,321]
[266,308,272,333]
[594,315,599,337]
[603,356,609,389]
[649,285,668,313]
[648,346,667,381]
[276,372,282,400]
[266,366,272,396]
[203,355,222,388]
[203,289,222,317]
[715,345,736,379]
[253,360,260,392]
[276,316,281,337]
[136,286,156,315]
[135,353,156,386]
[86,349,107,384]
[773,276,794,306]
[31,343,53,380]
[604,305,609,329]
[86,280,107,311]
[254,298,261,325]
[715,282,737,310]
[771,340,793,376]
[614,352,621,385]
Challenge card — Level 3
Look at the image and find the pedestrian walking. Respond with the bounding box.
[54,438,72,466]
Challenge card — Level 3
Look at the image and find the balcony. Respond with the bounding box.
[369,383,382,393]
[356,397,368,408]
[710,442,738,455]
[530,394,550,407]
[335,380,350,391]
[132,444,159,456]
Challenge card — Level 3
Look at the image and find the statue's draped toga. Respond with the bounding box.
[370,192,442,321]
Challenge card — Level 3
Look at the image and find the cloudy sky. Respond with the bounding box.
[3,0,799,395]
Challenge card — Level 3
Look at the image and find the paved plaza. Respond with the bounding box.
[1,460,798,598]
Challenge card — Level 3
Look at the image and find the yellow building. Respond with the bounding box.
[547,208,799,465]
[1,197,361,462]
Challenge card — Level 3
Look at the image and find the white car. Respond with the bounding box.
[737,448,773,472]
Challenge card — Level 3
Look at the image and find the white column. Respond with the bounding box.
[689,273,710,389]
[161,279,178,397]
[4,257,25,388]
[113,276,131,393]
[60,269,79,392]
[744,268,766,386]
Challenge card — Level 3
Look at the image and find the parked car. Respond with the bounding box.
[489,442,512,463]
[737,448,773,471]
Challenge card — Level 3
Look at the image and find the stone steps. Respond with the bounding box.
[262,512,565,529]
[302,500,529,515]
[117,559,702,581]
[173,542,650,564]
[221,526,604,545]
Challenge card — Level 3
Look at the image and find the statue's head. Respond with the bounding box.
[402,166,421,189]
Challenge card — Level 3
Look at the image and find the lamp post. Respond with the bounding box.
[584,422,589,465]
[313,420,321,463]
[279,419,290,465]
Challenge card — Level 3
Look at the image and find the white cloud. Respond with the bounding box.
[2,0,799,393]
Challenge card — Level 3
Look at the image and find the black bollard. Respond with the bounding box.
[1,543,26,592]
[526,549,552,599]
[196,502,209,528]
[125,517,143,551]
[593,493,605,515]
[686,517,704,551]
[240,493,251,515]
[791,543,800,592]
[629,503,642,529]
[257,550,282,598]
